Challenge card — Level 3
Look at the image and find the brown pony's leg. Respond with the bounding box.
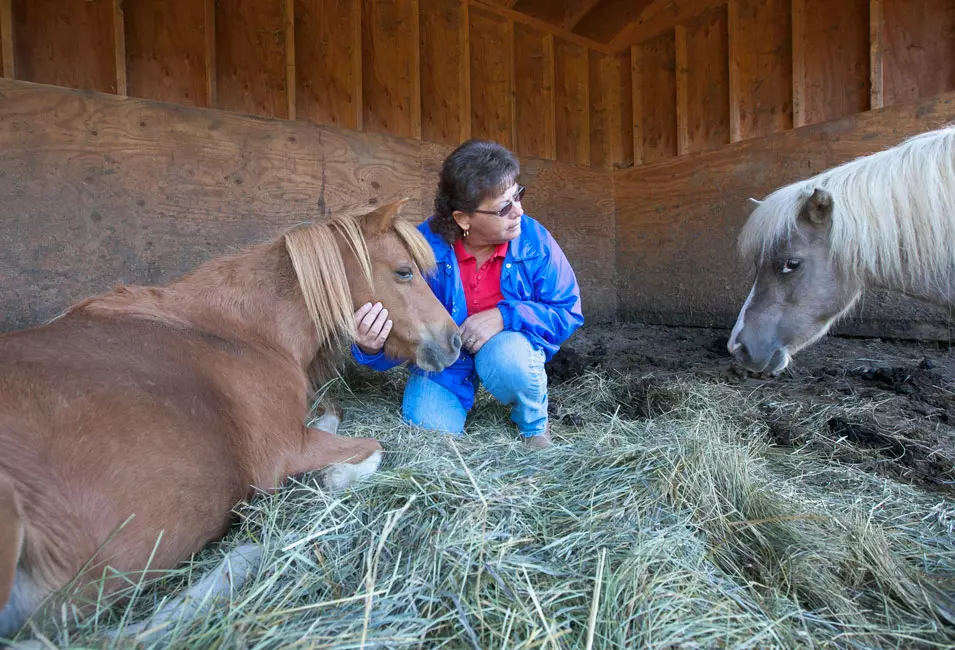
[287,426,383,491]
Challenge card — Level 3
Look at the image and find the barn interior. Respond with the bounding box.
[3,2,955,646]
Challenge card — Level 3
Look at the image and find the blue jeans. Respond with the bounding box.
[402,331,549,438]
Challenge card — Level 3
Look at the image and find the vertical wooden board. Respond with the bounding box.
[362,0,420,139]
[13,0,119,93]
[295,0,361,129]
[616,50,634,167]
[590,50,632,167]
[573,0,655,45]
[870,0,883,109]
[554,38,589,165]
[683,5,729,153]
[514,23,554,159]
[793,0,868,126]
[124,0,210,107]
[728,0,792,140]
[882,0,955,107]
[469,6,513,147]
[1,0,13,78]
[420,0,467,144]
[633,31,676,164]
[215,0,289,119]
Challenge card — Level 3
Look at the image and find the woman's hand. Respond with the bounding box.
[354,302,392,354]
[460,308,504,354]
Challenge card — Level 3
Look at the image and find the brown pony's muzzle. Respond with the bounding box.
[416,327,462,372]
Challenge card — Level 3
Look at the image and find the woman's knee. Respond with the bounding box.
[475,332,546,397]
[401,374,467,434]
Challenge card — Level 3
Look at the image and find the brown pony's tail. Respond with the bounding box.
[0,472,25,637]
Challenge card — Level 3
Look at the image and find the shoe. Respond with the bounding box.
[524,423,552,450]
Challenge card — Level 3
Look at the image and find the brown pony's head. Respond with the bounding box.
[284,199,461,373]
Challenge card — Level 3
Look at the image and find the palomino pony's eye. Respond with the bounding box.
[395,267,414,282]
[780,259,802,274]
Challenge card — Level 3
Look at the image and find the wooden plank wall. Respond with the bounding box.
[627,0,955,161]
[0,0,634,169]
[0,79,616,330]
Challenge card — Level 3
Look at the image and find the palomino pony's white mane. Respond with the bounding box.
[739,125,955,299]
[284,213,435,352]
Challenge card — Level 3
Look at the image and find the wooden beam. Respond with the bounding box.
[285,0,295,120]
[563,0,602,31]
[412,0,422,140]
[791,0,805,126]
[469,0,611,53]
[353,0,363,130]
[1,0,14,78]
[631,44,643,164]
[609,0,722,53]
[546,32,556,160]
[507,18,516,150]
[727,0,741,142]
[112,0,126,96]
[869,0,883,110]
[461,0,471,140]
[674,25,688,154]
[204,0,216,107]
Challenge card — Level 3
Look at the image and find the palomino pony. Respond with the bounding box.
[0,198,462,638]
[728,125,955,374]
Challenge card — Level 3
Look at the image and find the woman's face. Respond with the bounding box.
[453,182,524,246]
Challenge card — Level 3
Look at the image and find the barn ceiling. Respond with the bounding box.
[479,0,706,51]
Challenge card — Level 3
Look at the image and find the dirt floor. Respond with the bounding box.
[551,322,955,495]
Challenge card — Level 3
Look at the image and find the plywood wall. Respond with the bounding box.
[0,78,616,330]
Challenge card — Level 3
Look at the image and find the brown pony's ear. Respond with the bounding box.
[366,197,411,234]
[803,187,833,225]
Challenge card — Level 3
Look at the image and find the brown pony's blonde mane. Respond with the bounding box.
[739,125,955,298]
[283,211,436,354]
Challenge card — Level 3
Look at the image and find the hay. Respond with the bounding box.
[11,366,955,649]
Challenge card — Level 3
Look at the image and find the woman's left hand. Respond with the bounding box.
[460,308,504,354]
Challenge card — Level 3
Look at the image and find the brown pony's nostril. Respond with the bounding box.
[450,332,462,353]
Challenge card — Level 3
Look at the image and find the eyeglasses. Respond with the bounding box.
[472,185,525,218]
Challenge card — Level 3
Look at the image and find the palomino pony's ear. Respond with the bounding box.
[803,187,833,225]
[366,197,412,234]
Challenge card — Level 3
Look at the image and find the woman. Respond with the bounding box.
[351,140,583,449]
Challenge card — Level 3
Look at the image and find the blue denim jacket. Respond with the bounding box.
[351,214,584,410]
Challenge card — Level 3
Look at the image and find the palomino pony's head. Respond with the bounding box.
[284,199,461,373]
[728,126,955,375]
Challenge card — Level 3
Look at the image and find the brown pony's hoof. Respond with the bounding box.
[322,450,382,491]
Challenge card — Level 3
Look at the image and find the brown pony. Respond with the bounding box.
[0,199,462,638]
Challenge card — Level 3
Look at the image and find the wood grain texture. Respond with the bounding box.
[608,0,723,52]
[589,50,632,168]
[468,0,609,53]
[727,0,792,141]
[295,0,362,129]
[554,37,590,165]
[13,0,119,93]
[215,0,290,118]
[632,30,676,164]
[124,0,212,107]
[573,0,654,45]
[514,24,555,159]
[614,89,955,336]
[681,5,729,153]
[420,0,469,144]
[469,6,513,147]
[882,0,955,107]
[869,0,883,109]
[792,0,869,127]
[1,0,14,78]
[361,0,421,138]
[0,79,615,329]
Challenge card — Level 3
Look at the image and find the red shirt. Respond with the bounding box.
[454,239,508,316]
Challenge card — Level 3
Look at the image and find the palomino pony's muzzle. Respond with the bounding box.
[416,329,462,372]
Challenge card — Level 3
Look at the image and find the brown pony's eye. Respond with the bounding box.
[780,259,802,274]
[395,267,414,282]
